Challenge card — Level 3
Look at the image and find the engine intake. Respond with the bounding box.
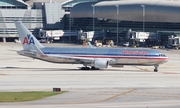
[93,59,108,68]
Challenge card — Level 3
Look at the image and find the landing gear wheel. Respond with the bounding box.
[154,69,158,72]
[91,66,96,70]
[154,65,159,72]
[81,67,90,70]
[91,66,100,70]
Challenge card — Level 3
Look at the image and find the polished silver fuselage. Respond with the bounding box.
[18,47,169,66]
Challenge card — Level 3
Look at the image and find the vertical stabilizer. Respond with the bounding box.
[14,21,44,50]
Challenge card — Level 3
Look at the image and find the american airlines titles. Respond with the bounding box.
[122,50,148,55]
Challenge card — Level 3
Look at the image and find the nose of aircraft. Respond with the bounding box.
[164,55,169,62]
[159,53,169,63]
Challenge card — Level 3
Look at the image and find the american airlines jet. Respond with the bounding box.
[15,21,169,72]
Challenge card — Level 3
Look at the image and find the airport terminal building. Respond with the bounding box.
[1,0,180,45]
[69,0,180,32]
[0,0,66,42]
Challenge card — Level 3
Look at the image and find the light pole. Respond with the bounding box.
[141,5,145,32]
[115,5,119,45]
[69,6,71,42]
[69,9,71,32]
[92,4,95,31]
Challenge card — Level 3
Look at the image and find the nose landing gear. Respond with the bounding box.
[154,65,159,72]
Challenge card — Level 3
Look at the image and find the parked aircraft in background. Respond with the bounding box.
[15,21,169,72]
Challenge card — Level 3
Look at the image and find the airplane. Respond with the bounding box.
[14,21,169,72]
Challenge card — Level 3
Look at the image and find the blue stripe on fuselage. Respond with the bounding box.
[42,52,158,57]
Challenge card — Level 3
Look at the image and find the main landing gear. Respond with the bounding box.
[81,67,90,70]
[154,65,159,72]
[81,66,99,70]
[90,66,99,70]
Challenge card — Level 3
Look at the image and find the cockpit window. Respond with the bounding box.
[159,54,166,56]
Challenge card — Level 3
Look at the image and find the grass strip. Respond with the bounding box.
[0,91,67,102]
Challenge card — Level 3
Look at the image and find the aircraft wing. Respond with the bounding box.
[47,54,94,62]
[46,54,116,63]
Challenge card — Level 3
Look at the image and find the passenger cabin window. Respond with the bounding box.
[159,54,165,57]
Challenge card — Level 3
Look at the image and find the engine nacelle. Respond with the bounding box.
[93,59,108,68]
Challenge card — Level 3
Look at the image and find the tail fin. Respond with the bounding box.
[14,21,44,50]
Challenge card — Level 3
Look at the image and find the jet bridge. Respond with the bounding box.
[157,31,180,48]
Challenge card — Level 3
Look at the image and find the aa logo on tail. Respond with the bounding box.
[23,34,35,44]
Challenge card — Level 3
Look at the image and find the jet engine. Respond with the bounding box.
[93,59,108,68]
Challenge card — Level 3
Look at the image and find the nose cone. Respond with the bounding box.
[165,56,169,61]
[163,55,169,63]
[158,53,169,64]
[164,57,169,62]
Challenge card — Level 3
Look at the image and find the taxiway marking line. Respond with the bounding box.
[48,88,138,104]
[133,66,151,72]
[96,88,137,102]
